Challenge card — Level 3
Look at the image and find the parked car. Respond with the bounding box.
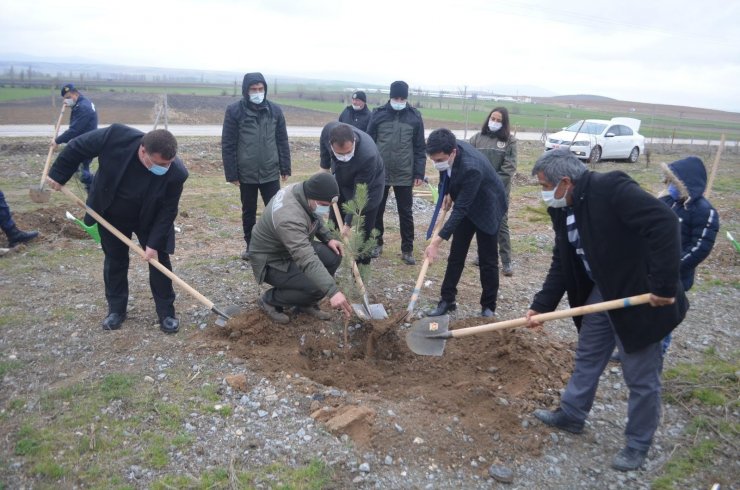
[545,117,645,163]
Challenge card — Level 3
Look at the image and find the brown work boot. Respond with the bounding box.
[296,304,331,321]
[258,295,289,324]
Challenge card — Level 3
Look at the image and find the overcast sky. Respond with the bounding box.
[1,0,738,112]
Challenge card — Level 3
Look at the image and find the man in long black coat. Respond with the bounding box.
[526,149,688,471]
[48,124,188,334]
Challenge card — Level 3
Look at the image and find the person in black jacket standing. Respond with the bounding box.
[319,122,385,263]
[47,124,188,334]
[366,81,426,265]
[423,128,506,318]
[526,149,688,471]
[53,83,98,192]
[338,91,371,132]
[222,72,291,261]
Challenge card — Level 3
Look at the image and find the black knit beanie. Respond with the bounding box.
[390,81,409,99]
[303,173,339,202]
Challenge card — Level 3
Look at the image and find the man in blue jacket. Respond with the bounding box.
[526,149,688,471]
[366,81,425,265]
[222,72,291,261]
[53,84,98,192]
[423,128,507,318]
[47,124,188,334]
[319,122,385,263]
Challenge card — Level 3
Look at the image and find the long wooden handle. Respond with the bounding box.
[450,293,652,339]
[39,105,67,188]
[407,207,449,312]
[704,133,725,199]
[331,202,368,296]
[59,185,216,310]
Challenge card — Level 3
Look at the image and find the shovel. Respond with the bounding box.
[331,201,388,320]
[406,207,449,315]
[29,105,66,203]
[59,185,240,326]
[65,210,101,243]
[406,293,651,356]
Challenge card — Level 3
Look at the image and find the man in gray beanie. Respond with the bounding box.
[248,173,353,324]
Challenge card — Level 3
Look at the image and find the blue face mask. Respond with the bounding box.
[149,164,169,176]
[315,205,330,215]
[390,101,407,111]
[667,183,680,200]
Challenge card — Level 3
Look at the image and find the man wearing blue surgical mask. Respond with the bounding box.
[525,149,688,472]
[319,122,385,264]
[222,72,292,262]
[47,125,188,335]
[338,91,372,132]
[366,80,426,265]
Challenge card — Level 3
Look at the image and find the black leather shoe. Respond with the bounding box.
[6,227,39,248]
[102,312,126,331]
[481,307,495,318]
[426,300,457,317]
[369,245,383,259]
[611,446,648,471]
[160,316,180,334]
[533,408,584,434]
[401,252,416,265]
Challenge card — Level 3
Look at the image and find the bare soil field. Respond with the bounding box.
[0,102,738,488]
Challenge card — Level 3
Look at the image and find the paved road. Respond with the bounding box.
[0,124,724,146]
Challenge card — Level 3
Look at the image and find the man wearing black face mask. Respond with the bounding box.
[319,122,385,263]
[47,124,188,334]
[525,149,688,472]
[222,72,292,261]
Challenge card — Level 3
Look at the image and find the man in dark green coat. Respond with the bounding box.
[366,80,426,265]
[222,72,291,261]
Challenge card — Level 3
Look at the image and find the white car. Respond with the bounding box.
[545,117,645,163]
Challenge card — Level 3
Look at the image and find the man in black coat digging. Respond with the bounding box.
[47,124,188,334]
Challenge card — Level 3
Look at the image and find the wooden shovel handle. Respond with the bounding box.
[331,201,368,296]
[59,185,216,310]
[407,207,449,312]
[450,293,652,339]
[39,105,67,188]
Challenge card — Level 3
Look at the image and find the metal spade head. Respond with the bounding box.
[213,304,243,327]
[29,185,51,203]
[405,315,452,356]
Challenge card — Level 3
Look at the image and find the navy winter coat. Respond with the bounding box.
[56,94,98,144]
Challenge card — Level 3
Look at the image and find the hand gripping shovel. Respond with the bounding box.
[59,186,239,326]
[406,207,449,316]
[331,201,387,320]
[406,293,651,356]
[30,105,66,203]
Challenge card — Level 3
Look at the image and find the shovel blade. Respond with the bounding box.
[213,304,242,327]
[352,303,371,321]
[405,315,451,356]
[29,186,51,203]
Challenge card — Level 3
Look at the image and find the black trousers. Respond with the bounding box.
[263,242,342,308]
[239,180,281,246]
[440,216,499,311]
[329,199,380,265]
[374,185,414,253]
[99,218,176,320]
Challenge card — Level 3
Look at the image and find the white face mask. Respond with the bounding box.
[390,101,407,111]
[332,142,355,162]
[541,180,569,208]
[249,92,265,104]
[352,104,363,111]
[488,121,502,132]
[434,161,450,172]
[63,97,76,107]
